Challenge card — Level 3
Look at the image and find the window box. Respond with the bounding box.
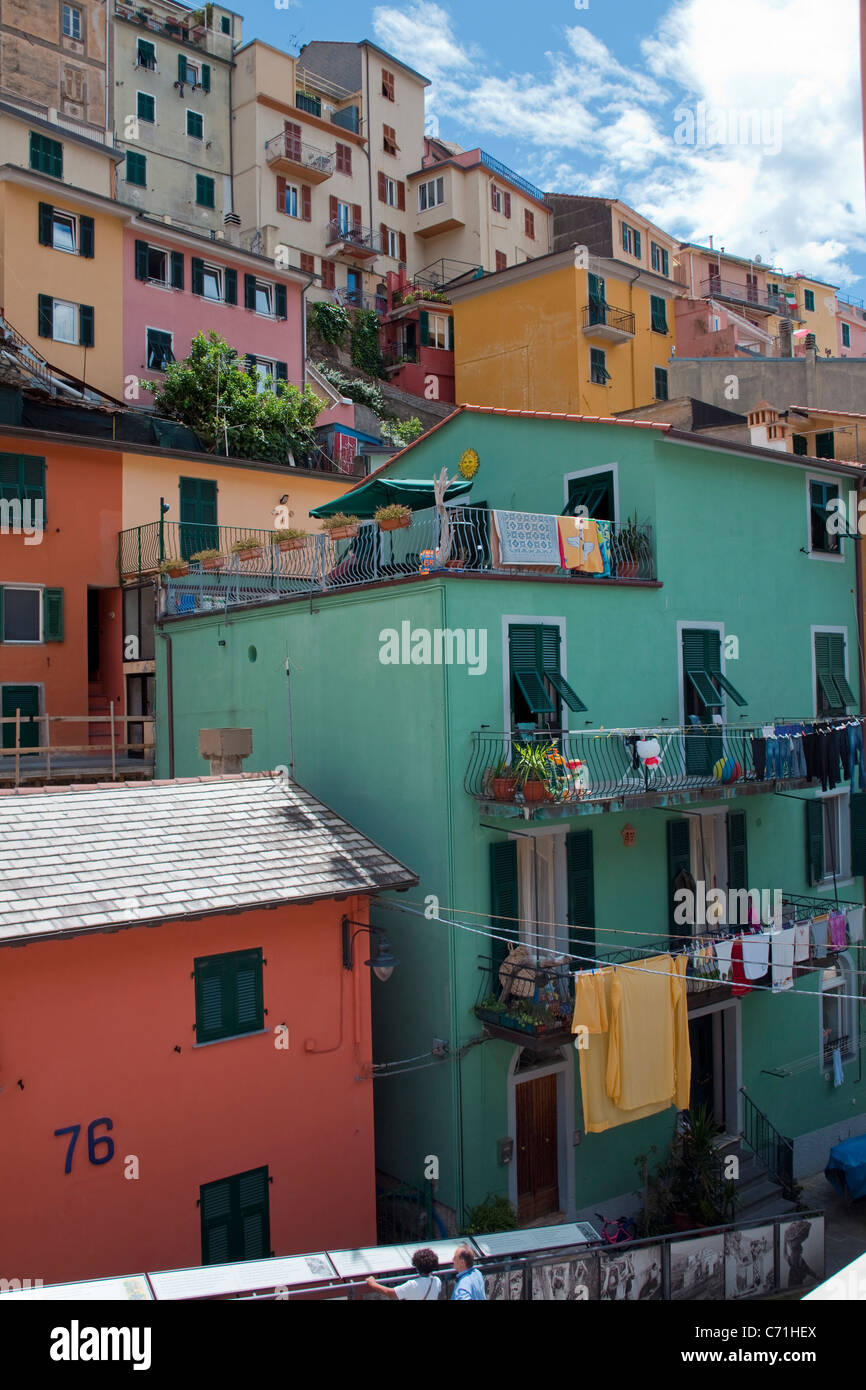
[230,538,263,561]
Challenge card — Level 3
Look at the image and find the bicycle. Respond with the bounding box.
[595,1212,636,1245]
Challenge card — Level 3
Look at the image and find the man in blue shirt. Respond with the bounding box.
[451,1245,486,1300]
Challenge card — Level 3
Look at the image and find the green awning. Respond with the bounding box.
[309,477,473,519]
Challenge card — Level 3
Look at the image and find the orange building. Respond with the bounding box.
[0,765,415,1284]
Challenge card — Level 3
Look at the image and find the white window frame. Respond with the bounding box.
[810,625,851,719]
[146,246,169,285]
[62,4,82,39]
[136,38,157,70]
[710,313,721,332]
[383,176,397,207]
[428,312,448,350]
[385,227,399,259]
[562,461,620,521]
[806,473,844,564]
[283,182,299,218]
[336,201,352,235]
[817,788,852,884]
[418,177,444,212]
[51,209,77,254]
[516,827,569,956]
[491,185,502,214]
[186,109,204,140]
[202,264,223,303]
[500,613,570,736]
[252,357,275,393]
[51,298,77,344]
[184,58,200,88]
[819,956,856,1068]
[145,326,174,371]
[675,619,727,726]
[136,90,155,124]
[253,280,274,317]
[1,584,43,644]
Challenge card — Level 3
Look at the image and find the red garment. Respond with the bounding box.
[731,937,752,996]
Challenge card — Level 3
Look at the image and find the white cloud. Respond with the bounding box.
[371,0,865,292]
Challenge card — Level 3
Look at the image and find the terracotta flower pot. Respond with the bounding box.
[200,555,224,571]
[617,560,639,579]
[378,516,411,532]
[278,537,307,552]
[328,525,358,541]
[521,780,549,803]
[492,777,517,801]
[161,563,188,579]
[235,547,263,562]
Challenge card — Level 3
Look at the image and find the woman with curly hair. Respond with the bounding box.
[365,1248,442,1301]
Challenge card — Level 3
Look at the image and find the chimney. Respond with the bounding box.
[199,728,253,775]
[778,318,792,358]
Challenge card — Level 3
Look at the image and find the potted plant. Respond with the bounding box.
[618,511,645,579]
[190,548,224,571]
[374,503,412,533]
[514,740,555,802]
[320,513,360,541]
[490,758,517,801]
[231,536,263,562]
[158,558,188,579]
[273,527,308,553]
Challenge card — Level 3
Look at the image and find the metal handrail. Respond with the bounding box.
[265,132,334,176]
[700,277,804,319]
[581,303,636,334]
[739,1089,796,1199]
[325,219,381,251]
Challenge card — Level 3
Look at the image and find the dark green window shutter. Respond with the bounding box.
[191,257,205,296]
[196,175,214,208]
[815,431,835,459]
[540,625,586,711]
[850,793,866,877]
[683,628,723,709]
[566,470,614,520]
[588,272,604,305]
[490,840,518,978]
[275,361,288,382]
[634,230,641,259]
[43,588,64,641]
[419,310,429,346]
[30,132,63,178]
[667,818,691,946]
[244,274,256,309]
[126,151,146,186]
[654,367,668,400]
[200,1167,270,1266]
[245,353,256,376]
[178,54,188,83]
[135,240,149,280]
[38,202,53,245]
[137,91,155,122]
[170,250,184,289]
[200,1176,232,1264]
[194,948,263,1043]
[792,434,808,456]
[805,799,824,886]
[274,283,287,319]
[78,304,94,347]
[79,215,94,258]
[37,294,53,338]
[566,829,595,964]
[223,267,237,304]
[137,38,155,66]
[650,295,667,333]
[447,315,454,351]
[727,810,748,889]
[201,63,211,93]
[804,289,815,311]
[509,624,553,714]
[842,324,850,348]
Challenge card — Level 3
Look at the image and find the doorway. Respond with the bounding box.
[87,588,101,682]
[687,1000,741,1133]
[508,1046,575,1223]
[1,684,40,749]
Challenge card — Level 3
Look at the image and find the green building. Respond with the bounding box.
[152,405,866,1231]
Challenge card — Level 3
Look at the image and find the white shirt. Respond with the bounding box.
[395,1274,441,1301]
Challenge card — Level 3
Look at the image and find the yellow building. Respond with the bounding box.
[778,274,839,357]
[448,241,680,414]
[0,107,126,397]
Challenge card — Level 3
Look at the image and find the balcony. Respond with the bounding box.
[381,346,419,370]
[475,954,574,1049]
[465,726,815,817]
[324,220,381,260]
[333,286,388,314]
[265,131,334,183]
[699,278,804,320]
[114,5,233,58]
[581,303,635,343]
[135,507,655,611]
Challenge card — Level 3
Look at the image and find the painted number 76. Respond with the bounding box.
[54,1118,115,1174]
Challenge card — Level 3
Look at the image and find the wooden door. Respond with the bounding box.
[516,1073,559,1223]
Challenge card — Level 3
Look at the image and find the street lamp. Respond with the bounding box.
[341,916,399,982]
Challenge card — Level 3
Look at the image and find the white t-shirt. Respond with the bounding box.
[395,1274,442,1301]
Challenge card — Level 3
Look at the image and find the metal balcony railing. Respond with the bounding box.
[740,1090,795,1199]
[333,286,388,314]
[413,259,483,293]
[581,303,636,335]
[465,725,815,808]
[381,347,419,368]
[265,132,334,177]
[131,507,655,606]
[325,220,381,252]
[699,278,804,318]
[475,955,574,1042]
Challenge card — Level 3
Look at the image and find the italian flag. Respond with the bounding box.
[785,291,797,307]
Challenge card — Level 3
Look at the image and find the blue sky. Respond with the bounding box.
[246,0,866,302]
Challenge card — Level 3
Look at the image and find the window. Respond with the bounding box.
[52,298,75,343]
[282,182,299,218]
[39,204,90,256]
[804,288,815,312]
[382,68,395,101]
[651,242,669,276]
[383,124,397,156]
[565,469,614,520]
[427,312,449,349]
[220,15,231,34]
[30,132,63,179]
[385,226,399,258]
[508,624,585,728]
[146,328,174,371]
[842,323,851,348]
[587,272,606,325]
[321,259,335,291]
[383,175,397,207]
[681,627,746,721]
[300,252,315,274]
[244,275,286,318]
[418,176,444,211]
[524,209,535,240]
[650,294,668,334]
[0,453,46,515]
[252,358,275,393]
[710,314,721,332]
[589,347,610,384]
[814,632,855,715]
[814,431,835,460]
[335,200,352,235]
[335,142,352,175]
[136,37,156,68]
[0,587,42,642]
[62,5,82,39]
[821,962,855,1067]
[491,185,502,214]
[146,247,168,283]
[202,264,222,301]
[179,55,206,89]
[187,110,203,139]
[808,790,852,885]
[194,947,264,1044]
[135,241,183,289]
[254,282,272,315]
[125,150,146,186]
[809,479,841,554]
[196,174,215,208]
[621,222,641,258]
[200,1167,270,1265]
[136,91,154,123]
[495,250,507,272]
[654,366,669,401]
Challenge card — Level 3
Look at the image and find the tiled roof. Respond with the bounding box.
[0,775,416,944]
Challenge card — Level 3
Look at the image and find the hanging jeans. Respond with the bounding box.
[765,737,782,779]
[848,722,865,790]
[752,737,766,780]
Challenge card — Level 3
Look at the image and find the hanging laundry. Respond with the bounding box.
[557,515,604,573]
[846,907,864,943]
[572,967,610,1034]
[576,967,675,1134]
[793,920,811,963]
[492,510,560,567]
[714,937,735,981]
[828,912,847,951]
[606,954,690,1112]
[771,928,796,992]
[811,914,829,956]
[731,937,751,996]
[833,1046,844,1088]
[741,931,772,980]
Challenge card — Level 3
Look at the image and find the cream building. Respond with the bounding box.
[0,0,109,133]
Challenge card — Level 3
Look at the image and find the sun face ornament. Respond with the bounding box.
[458,448,479,480]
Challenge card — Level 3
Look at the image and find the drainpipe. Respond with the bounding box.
[364,46,373,255]
[159,630,175,778]
[227,46,235,216]
[857,501,866,719]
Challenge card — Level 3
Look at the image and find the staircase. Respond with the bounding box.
[87,683,112,746]
[718,1138,799,1222]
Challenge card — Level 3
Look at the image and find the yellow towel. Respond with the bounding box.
[557,516,604,573]
[571,968,610,1035]
[577,968,673,1133]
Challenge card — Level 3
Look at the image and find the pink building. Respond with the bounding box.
[124,217,310,397]
[836,298,866,356]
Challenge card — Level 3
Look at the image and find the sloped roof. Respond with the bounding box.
[0,775,416,945]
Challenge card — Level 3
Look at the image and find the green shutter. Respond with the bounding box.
[805,799,824,886]
[447,315,454,351]
[792,435,808,456]
[245,353,256,376]
[170,250,184,289]
[804,289,814,311]
[683,629,722,708]
[244,274,256,309]
[30,132,62,178]
[850,793,866,877]
[37,294,53,338]
[588,272,604,305]
[196,175,214,208]
[275,361,288,382]
[43,588,64,641]
[79,215,94,258]
[38,202,53,246]
[78,304,94,347]
[200,1168,270,1266]
[135,240,149,280]
[727,810,748,889]
[419,310,429,346]
[667,818,692,946]
[178,54,188,83]
[539,626,585,711]
[509,625,553,715]
[223,267,237,304]
[815,632,850,712]
[566,829,595,964]
[1,684,40,748]
[815,431,835,459]
[201,63,211,93]
[200,1176,232,1264]
[138,38,155,65]
[137,91,154,122]
[126,150,146,186]
[634,230,641,259]
[191,257,205,296]
[650,295,667,333]
[274,283,287,319]
[490,839,519,978]
[194,949,263,1043]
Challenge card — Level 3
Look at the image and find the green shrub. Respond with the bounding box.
[461,1194,519,1235]
[315,363,386,416]
[350,308,384,377]
[380,416,424,447]
[308,300,351,346]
